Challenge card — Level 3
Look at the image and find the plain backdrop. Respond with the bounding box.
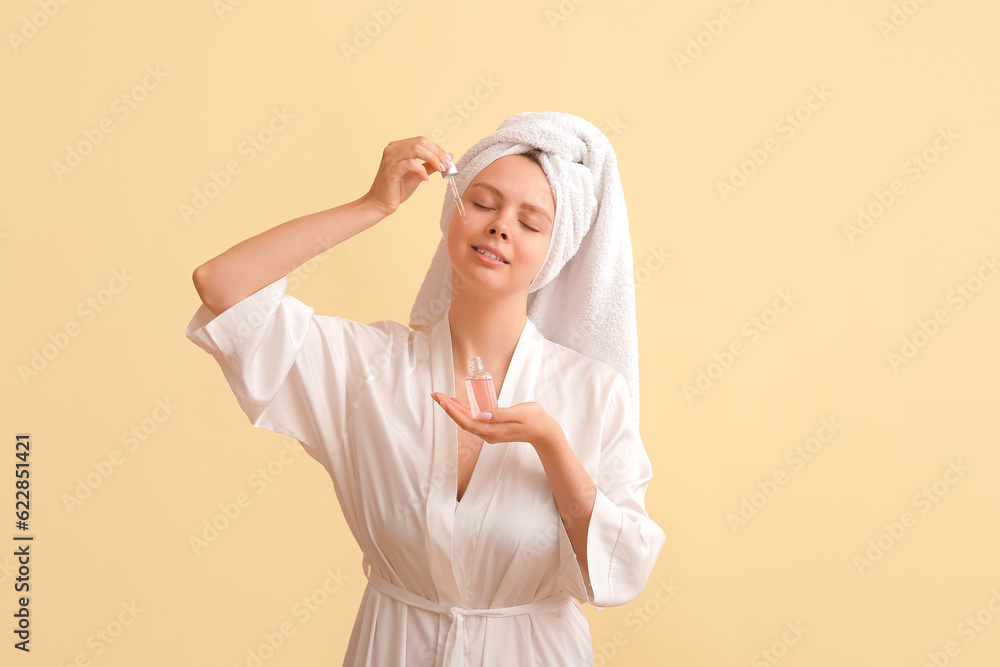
[4,1,999,665]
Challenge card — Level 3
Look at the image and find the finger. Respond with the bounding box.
[383,139,436,173]
[416,159,431,181]
[431,392,451,409]
[408,138,452,175]
[476,405,512,422]
[391,136,450,166]
[394,150,437,182]
[438,401,468,428]
[436,395,480,429]
[400,157,430,182]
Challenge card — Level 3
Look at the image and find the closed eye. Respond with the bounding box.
[474,203,538,232]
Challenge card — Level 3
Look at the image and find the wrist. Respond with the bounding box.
[355,192,393,222]
[531,417,566,454]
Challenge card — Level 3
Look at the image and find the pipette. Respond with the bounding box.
[442,160,467,220]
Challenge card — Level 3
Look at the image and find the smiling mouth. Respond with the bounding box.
[473,246,508,264]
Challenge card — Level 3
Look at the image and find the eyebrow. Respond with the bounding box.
[468,183,553,224]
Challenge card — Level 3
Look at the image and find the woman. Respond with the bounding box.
[186,112,665,666]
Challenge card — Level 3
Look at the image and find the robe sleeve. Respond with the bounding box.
[183,275,393,464]
[556,371,666,608]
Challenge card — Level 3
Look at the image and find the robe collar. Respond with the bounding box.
[423,305,541,605]
[429,307,541,392]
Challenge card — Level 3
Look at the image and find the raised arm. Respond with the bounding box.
[192,137,454,316]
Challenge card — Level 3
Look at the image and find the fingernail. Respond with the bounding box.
[477,412,492,420]
[438,161,447,172]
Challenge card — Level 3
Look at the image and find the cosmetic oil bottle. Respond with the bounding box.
[465,356,498,417]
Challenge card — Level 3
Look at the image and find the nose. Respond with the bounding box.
[483,199,519,241]
[488,213,512,240]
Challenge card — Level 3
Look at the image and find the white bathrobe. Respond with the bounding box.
[184,275,665,667]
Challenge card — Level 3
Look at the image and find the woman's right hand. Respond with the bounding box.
[361,137,453,218]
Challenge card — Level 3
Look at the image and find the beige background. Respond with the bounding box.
[4,1,999,665]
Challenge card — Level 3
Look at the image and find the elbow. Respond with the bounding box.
[192,263,221,317]
[192,262,209,293]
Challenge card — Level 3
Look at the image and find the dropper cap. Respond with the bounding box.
[467,356,487,378]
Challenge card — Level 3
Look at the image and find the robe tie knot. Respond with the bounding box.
[366,569,574,667]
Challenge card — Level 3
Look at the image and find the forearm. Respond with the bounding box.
[193,195,386,316]
[532,425,597,579]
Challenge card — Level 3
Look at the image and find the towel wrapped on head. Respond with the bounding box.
[409,111,641,425]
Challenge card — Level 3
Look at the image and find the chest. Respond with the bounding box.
[455,371,485,502]
[455,426,483,502]
[346,360,592,563]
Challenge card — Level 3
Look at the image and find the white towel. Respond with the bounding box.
[409,111,641,425]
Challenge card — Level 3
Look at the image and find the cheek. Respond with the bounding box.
[520,235,551,273]
[445,223,466,257]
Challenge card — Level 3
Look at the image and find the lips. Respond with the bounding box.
[472,245,509,264]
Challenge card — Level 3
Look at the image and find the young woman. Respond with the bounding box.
[186,112,665,666]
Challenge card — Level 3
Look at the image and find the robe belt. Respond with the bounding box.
[365,569,573,667]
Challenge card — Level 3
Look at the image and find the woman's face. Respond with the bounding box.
[446,154,556,298]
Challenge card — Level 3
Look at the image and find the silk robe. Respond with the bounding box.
[185,275,665,666]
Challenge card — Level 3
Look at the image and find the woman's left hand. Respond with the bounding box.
[430,392,561,448]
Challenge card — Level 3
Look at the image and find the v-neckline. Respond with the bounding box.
[425,307,538,603]
[443,311,532,508]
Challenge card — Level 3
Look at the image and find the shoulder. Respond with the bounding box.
[307,315,417,364]
[535,334,625,404]
[313,314,411,340]
[538,335,619,378]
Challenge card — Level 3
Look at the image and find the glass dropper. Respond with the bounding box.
[442,161,466,219]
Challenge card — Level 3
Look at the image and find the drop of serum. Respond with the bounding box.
[465,356,498,417]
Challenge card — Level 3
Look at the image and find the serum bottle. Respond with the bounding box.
[465,357,498,417]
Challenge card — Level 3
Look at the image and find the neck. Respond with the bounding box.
[447,287,528,386]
